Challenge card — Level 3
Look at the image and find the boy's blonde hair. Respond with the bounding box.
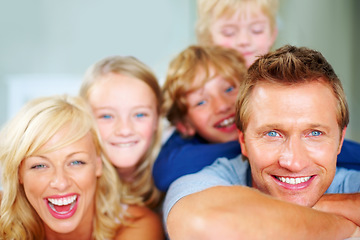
[163,45,247,128]
[80,56,163,208]
[196,0,279,45]
[0,95,135,240]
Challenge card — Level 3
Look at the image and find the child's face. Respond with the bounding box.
[209,5,277,68]
[88,73,158,176]
[181,73,239,143]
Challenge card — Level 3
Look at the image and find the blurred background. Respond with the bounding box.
[0,0,359,142]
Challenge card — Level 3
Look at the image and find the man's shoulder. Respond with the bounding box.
[327,167,360,193]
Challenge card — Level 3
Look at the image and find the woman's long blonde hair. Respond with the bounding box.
[80,56,163,208]
[0,95,137,240]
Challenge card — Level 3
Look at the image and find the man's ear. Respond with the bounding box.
[238,130,248,157]
[175,120,196,137]
[337,127,347,155]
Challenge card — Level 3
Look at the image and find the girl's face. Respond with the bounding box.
[19,131,102,236]
[88,73,158,178]
[209,4,277,68]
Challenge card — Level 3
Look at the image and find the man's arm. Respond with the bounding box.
[313,193,360,226]
[167,186,358,240]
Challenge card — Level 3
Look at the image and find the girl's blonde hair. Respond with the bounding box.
[0,95,136,240]
[80,56,163,208]
[196,0,279,45]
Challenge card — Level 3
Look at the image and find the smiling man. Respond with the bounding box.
[164,45,360,239]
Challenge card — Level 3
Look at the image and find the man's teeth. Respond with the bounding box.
[277,176,311,185]
[48,195,77,206]
[218,117,235,127]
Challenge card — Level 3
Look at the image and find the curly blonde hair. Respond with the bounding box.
[80,56,163,208]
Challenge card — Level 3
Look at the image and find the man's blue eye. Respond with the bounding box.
[267,131,279,137]
[310,131,322,136]
[225,86,235,93]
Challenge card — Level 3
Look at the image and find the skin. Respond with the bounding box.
[19,130,102,240]
[166,80,360,239]
[209,4,277,68]
[239,81,346,207]
[178,73,239,143]
[88,73,158,181]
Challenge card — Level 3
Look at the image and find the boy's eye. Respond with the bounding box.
[196,100,206,107]
[309,130,322,137]
[225,86,235,93]
[266,131,280,137]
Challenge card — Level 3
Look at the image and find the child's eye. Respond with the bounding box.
[70,160,85,166]
[196,100,206,107]
[266,131,280,137]
[309,130,322,137]
[250,23,265,34]
[135,112,147,118]
[100,114,112,119]
[221,27,236,37]
[225,86,235,93]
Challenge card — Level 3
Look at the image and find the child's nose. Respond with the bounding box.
[212,95,232,114]
[114,118,134,136]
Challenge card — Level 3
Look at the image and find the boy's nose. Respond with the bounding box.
[212,95,232,114]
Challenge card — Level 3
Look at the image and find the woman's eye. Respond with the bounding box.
[70,160,85,166]
[267,131,280,137]
[309,130,322,137]
[31,164,46,169]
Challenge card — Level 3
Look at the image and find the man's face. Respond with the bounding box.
[238,81,346,207]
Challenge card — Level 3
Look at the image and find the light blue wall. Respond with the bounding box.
[0,0,359,142]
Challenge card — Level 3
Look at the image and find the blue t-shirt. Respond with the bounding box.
[163,155,360,224]
[153,131,360,192]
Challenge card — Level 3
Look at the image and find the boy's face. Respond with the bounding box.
[238,81,345,207]
[209,5,277,68]
[179,73,239,143]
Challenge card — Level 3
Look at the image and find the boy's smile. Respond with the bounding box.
[180,74,239,143]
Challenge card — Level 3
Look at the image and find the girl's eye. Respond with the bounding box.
[267,131,280,137]
[31,164,46,169]
[100,114,112,119]
[251,23,265,34]
[225,86,235,93]
[70,160,85,166]
[309,130,322,137]
[135,113,147,118]
[221,27,236,37]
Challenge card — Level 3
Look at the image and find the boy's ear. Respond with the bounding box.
[175,120,196,137]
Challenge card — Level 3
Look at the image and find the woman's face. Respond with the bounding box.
[19,129,102,235]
